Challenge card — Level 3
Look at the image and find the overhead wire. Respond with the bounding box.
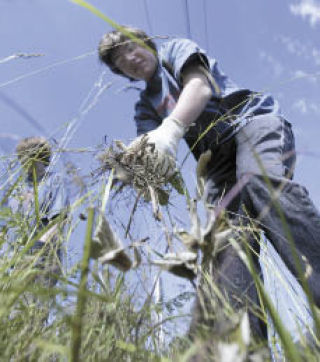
[0,90,47,136]
[184,0,192,39]
[202,0,209,51]
[0,51,95,90]
[143,0,153,34]
[0,53,112,197]
[50,71,113,173]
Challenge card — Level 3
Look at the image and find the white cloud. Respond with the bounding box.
[292,98,320,114]
[293,98,308,113]
[278,35,307,57]
[312,47,320,65]
[290,0,320,27]
[278,35,320,67]
[293,70,319,83]
[259,51,284,77]
[310,103,320,113]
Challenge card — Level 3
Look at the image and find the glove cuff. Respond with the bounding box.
[162,116,187,139]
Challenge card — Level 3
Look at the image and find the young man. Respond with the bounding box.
[2,137,69,288]
[98,27,320,336]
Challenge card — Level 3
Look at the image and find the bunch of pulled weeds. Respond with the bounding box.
[97,137,184,220]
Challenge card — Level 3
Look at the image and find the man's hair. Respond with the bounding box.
[16,136,52,165]
[98,26,157,78]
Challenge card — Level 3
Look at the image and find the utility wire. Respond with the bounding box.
[0,133,20,154]
[202,0,209,51]
[0,90,69,179]
[0,90,47,136]
[0,51,95,90]
[184,0,192,39]
[143,0,153,34]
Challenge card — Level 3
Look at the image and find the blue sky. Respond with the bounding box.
[1,0,319,198]
[1,0,320,312]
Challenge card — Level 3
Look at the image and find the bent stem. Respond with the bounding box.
[70,206,94,362]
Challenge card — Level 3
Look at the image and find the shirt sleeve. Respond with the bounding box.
[134,95,161,136]
[160,38,210,84]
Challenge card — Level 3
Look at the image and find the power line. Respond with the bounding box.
[0,51,95,90]
[143,0,153,34]
[202,0,209,51]
[184,0,192,39]
[0,90,47,136]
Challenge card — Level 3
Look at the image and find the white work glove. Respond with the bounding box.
[130,116,187,180]
[113,117,187,184]
[145,116,187,158]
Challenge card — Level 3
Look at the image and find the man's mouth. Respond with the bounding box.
[132,61,144,75]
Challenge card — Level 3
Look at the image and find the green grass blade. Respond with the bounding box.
[70,206,95,362]
[31,163,40,227]
[70,0,156,54]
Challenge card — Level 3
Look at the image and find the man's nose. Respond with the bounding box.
[125,52,136,62]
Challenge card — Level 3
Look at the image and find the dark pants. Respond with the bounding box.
[191,114,320,338]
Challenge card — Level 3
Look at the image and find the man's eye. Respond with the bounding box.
[126,43,136,52]
[114,56,124,67]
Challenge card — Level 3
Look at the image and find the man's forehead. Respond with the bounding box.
[111,41,137,58]
[110,45,124,62]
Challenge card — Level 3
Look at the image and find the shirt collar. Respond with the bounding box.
[146,62,162,93]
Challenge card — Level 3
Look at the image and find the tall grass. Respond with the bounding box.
[0,2,319,360]
[2,153,320,360]
[0,159,191,361]
[2,148,320,361]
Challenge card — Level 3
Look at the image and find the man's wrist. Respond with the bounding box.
[165,116,183,127]
[162,116,187,138]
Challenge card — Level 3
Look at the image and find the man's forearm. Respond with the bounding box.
[128,66,213,162]
[169,69,212,127]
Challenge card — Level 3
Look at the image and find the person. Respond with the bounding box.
[1,136,69,292]
[98,27,320,338]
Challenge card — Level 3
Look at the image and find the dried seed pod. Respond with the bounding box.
[196,149,212,198]
[92,213,132,272]
[176,230,199,250]
[152,252,197,280]
[99,248,132,272]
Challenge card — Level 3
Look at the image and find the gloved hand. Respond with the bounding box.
[127,116,186,156]
[127,116,187,180]
[145,116,187,157]
[107,117,186,203]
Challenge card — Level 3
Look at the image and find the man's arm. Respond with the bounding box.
[141,64,213,157]
[169,64,212,127]
[121,63,214,186]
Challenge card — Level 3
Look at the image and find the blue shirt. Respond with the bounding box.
[135,38,281,159]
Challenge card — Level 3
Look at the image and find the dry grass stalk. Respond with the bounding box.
[98,137,183,215]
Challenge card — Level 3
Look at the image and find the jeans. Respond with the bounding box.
[260,234,314,360]
[191,114,320,338]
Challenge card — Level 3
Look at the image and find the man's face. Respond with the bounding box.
[112,42,158,81]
